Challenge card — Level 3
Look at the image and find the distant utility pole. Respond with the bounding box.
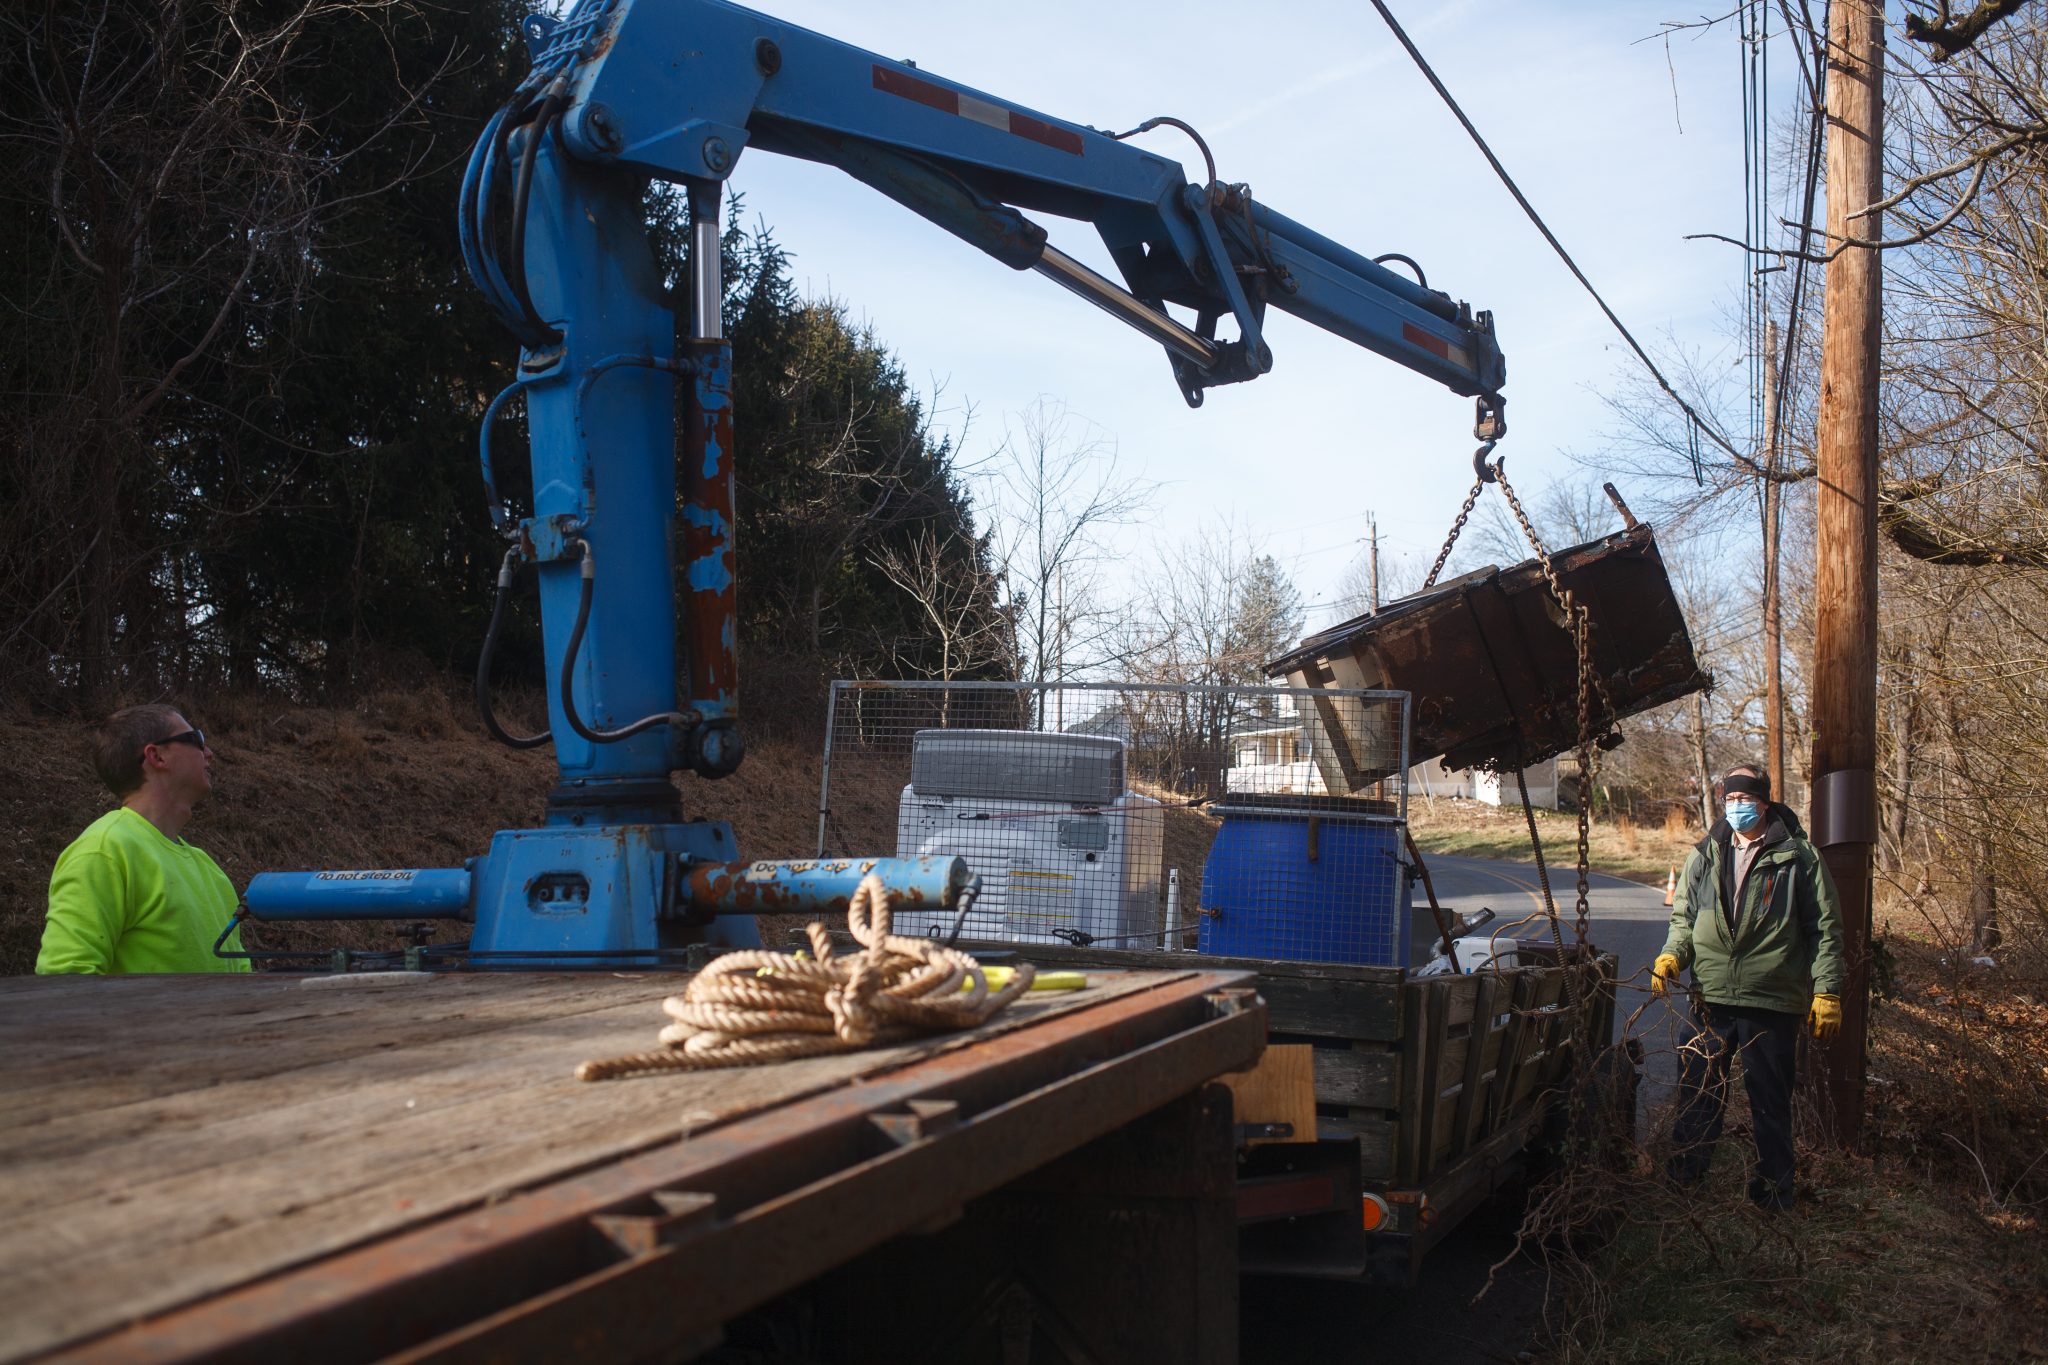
[1053,565,1067,732]
[1762,316,1786,802]
[1809,0,1883,1147]
[1692,693,1714,831]
[1367,515,1381,611]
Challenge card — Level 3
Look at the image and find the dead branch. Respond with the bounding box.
[1879,494,2048,566]
[1905,1,2035,62]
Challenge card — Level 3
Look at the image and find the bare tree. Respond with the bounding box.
[977,398,1155,687]
[867,526,1010,684]
[1121,522,1303,793]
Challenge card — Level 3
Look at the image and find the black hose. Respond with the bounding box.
[509,82,569,344]
[558,540,699,744]
[1372,252,1429,289]
[476,550,551,750]
[486,90,538,281]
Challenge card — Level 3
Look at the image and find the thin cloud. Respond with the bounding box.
[1208,0,1481,137]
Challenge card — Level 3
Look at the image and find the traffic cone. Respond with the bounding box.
[1662,867,1678,907]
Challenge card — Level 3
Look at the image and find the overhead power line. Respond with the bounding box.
[1367,0,1743,479]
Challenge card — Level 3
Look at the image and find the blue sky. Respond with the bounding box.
[717,2,1783,626]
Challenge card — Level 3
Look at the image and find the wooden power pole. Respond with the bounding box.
[1367,515,1381,611]
[1809,0,1884,1146]
[1762,317,1785,802]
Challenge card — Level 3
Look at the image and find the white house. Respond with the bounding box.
[1227,722,1325,795]
[1408,755,1559,810]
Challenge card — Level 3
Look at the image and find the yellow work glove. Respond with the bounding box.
[1651,954,1682,999]
[1808,993,1843,1042]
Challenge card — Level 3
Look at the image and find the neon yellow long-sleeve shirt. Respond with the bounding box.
[37,807,250,974]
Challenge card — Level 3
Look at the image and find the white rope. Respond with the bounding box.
[576,875,1035,1081]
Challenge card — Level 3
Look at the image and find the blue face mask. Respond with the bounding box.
[1726,800,1763,833]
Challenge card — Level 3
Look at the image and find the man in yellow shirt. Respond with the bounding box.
[37,704,250,974]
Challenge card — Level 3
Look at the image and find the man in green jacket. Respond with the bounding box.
[37,704,250,975]
[1652,764,1846,1210]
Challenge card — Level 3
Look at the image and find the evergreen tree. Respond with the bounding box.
[2,4,1005,714]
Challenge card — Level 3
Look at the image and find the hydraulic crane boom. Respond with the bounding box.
[238,0,1510,966]
[501,1,1506,408]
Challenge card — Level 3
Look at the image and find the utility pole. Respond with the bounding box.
[1692,692,1714,831]
[1808,0,1883,1146]
[1367,514,1381,611]
[1053,565,1067,732]
[1762,317,1785,801]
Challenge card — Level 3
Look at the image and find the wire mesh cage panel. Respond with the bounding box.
[819,682,1411,965]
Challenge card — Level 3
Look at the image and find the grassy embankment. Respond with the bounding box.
[1407,794,1701,886]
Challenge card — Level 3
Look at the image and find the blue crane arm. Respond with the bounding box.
[518,0,1506,418]
[271,0,1519,968]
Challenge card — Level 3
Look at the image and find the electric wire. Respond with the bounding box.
[1769,3,1829,485]
[1366,0,1748,473]
[1741,0,1769,459]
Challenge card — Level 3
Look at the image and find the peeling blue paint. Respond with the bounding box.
[687,551,734,593]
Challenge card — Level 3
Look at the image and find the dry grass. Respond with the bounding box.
[1524,886,2048,1363]
[1535,1149,2048,1363]
[1408,796,1700,884]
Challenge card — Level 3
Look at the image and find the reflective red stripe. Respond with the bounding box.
[872,65,1084,157]
[872,65,957,114]
[1402,322,1452,361]
[1235,1174,1338,1223]
[1007,111,1084,155]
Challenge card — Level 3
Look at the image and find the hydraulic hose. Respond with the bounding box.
[477,378,530,532]
[476,548,551,750]
[508,78,570,343]
[458,97,522,325]
[559,538,700,744]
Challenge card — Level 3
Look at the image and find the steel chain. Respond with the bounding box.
[1421,447,1606,1055]
[1422,475,1487,591]
[1492,467,1609,948]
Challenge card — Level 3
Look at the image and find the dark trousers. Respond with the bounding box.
[1668,1001,1800,1206]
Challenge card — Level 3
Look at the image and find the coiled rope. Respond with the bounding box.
[576,875,1036,1081]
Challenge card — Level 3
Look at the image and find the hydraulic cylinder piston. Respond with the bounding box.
[244,868,476,921]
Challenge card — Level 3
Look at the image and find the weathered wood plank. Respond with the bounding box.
[1482,972,1536,1136]
[1315,1113,1396,1183]
[947,941,1404,1043]
[1260,974,1401,1043]
[1309,1044,1398,1111]
[949,939,1402,988]
[1441,974,1480,1028]
[1449,976,1502,1160]
[1222,1044,1316,1147]
[0,970,1179,1363]
[0,974,688,1127]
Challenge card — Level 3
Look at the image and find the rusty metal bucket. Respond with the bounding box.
[1267,520,1708,780]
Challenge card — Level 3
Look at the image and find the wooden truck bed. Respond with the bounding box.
[957,940,1618,1284]
[0,967,1262,1364]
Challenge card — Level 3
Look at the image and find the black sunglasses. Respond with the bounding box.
[153,728,207,751]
